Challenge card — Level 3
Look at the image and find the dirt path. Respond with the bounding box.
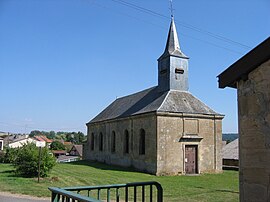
[0,192,50,202]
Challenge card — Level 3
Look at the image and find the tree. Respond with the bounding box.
[29,130,42,137]
[77,131,86,143]
[47,131,56,139]
[13,143,56,177]
[66,132,86,144]
[50,141,66,150]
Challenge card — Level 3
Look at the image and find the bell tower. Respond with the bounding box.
[158,17,189,92]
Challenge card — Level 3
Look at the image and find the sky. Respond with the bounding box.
[0,0,269,134]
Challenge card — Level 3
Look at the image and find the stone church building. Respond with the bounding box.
[84,18,224,175]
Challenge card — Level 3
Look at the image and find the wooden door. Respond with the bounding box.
[185,145,198,174]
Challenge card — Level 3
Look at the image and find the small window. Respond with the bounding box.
[139,129,146,155]
[90,133,94,151]
[124,130,129,154]
[99,132,103,151]
[175,68,184,74]
[111,131,116,153]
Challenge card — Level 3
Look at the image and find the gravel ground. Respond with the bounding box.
[0,192,50,202]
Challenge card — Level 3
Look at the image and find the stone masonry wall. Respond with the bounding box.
[83,112,223,176]
[156,114,223,175]
[84,114,157,174]
[238,59,270,202]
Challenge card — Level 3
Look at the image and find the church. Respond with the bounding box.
[84,17,224,175]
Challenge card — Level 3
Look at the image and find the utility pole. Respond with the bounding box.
[38,146,41,183]
[36,141,45,183]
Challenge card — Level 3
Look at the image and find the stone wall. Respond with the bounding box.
[84,112,223,176]
[156,113,223,175]
[238,59,270,202]
[84,113,157,174]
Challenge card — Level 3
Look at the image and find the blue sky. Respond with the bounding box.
[0,0,269,134]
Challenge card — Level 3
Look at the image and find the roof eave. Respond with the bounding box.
[218,37,270,89]
[158,51,189,61]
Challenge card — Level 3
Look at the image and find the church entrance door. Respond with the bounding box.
[185,145,198,174]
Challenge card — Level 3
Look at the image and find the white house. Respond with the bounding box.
[8,137,36,148]
[0,137,3,150]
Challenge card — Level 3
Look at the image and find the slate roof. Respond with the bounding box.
[158,18,188,60]
[88,86,222,124]
[222,138,239,160]
[70,145,83,157]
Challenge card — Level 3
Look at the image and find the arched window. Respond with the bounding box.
[90,133,94,151]
[139,129,145,155]
[111,131,116,153]
[124,130,129,154]
[99,132,103,151]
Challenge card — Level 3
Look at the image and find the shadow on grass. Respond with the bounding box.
[215,189,239,194]
[68,160,142,173]
[0,169,18,177]
[0,170,14,174]
[194,186,239,194]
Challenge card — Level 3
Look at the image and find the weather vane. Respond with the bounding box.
[169,0,174,18]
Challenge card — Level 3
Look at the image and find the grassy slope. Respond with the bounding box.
[0,161,239,201]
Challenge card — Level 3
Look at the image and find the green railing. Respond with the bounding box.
[49,181,163,202]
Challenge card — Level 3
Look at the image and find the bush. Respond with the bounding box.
[0,151,5,163]
[13,143,56,177]
[3,147,18,163]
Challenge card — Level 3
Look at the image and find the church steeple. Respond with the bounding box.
[158,17,189,92]
[160,17,188,59]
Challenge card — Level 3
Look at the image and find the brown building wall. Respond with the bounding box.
[238,59,270,202]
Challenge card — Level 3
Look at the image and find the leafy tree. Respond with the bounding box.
[77,131,86,143]
[50,141,66,150]
[13,143,56,177]
[47,131,56,139]
[66,132,86,144]
[29,130,42,137]
[29,130,86,144]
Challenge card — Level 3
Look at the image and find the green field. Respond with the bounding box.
[0,161,239,201]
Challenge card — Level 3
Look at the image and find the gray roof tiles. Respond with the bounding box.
[158,18,188,60]
[158,90,218,115]
[88,86,222,124]
[222,138,239,160]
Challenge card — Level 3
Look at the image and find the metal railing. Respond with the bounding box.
[49,181,163,202]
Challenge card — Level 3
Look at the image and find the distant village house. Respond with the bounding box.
[222,138,239,169]
[8,135,52,148]
[69,145,83,158]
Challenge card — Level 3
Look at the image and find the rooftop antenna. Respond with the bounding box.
[169,0,174,19]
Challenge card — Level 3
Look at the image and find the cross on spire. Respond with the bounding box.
[169,0,174,18]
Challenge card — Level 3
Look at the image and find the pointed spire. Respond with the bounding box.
[159,17,188,59]
[157,15,189,92]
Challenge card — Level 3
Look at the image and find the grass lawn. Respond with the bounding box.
[0,161,239,201]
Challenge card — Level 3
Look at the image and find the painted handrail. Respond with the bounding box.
[49,181,163,202]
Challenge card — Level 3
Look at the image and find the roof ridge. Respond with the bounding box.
[116,86,156,101]
[157,90,170,111]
